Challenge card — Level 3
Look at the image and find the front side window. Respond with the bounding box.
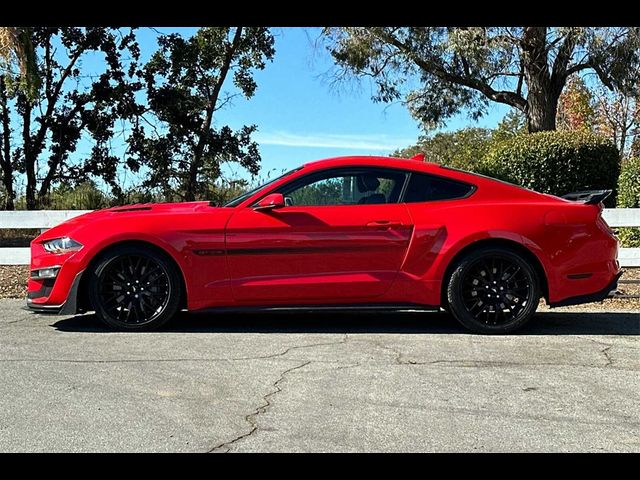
[403,172,474,203]
[275,168,407,207]
[223,168,301,207]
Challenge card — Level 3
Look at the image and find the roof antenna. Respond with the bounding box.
[410,153,425,162]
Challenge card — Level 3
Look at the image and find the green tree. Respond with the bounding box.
[393,127,493,171]
[557,76,596,131]
[0,27,39,99]
[394,110,525,170]
[45,180,109,210]
[617,156,640,247]
[492,109,527,142]
[127,27,275,202]
[593,87,639,160]
[0,27,141,210]
[556,76,639,159]
[325,27,640,133]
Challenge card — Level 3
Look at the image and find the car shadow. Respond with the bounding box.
[50,310,639,336]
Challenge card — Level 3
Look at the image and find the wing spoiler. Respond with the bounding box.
[560,189,612,205]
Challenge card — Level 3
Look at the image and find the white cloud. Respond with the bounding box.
[254,131,414,151]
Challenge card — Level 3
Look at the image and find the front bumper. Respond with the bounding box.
[549,271,623,308]
[26,270,84,315]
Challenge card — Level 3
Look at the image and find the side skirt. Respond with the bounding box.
[192,303,441,315]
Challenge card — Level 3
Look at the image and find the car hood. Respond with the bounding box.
[78,201,212,221]
[38,201,218,240]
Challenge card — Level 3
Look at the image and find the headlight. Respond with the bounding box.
[42,237,83,254]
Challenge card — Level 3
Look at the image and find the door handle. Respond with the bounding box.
[366,220,403,229]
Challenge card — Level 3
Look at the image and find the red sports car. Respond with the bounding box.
[27,156,621,333]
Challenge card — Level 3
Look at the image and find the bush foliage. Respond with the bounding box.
[480,130,620,205]
[616,156,640,247]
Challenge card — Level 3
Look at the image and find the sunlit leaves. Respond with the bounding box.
[325,27,640,133]
[128,27,275,201]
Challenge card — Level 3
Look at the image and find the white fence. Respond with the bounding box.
[1,208,639,266]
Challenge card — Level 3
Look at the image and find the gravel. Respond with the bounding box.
[0,265,29,299]
[1,264,638,310]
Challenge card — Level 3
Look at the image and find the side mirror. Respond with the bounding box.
[254,193,286,211]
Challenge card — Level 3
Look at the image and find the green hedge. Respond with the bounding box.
[616,156,640,247]
[480,130,620,206]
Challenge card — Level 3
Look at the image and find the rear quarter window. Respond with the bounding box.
[403,172,474,203]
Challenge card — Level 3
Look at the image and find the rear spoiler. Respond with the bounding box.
[560,189,612,205]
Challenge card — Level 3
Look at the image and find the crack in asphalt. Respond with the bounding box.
[406,359,607,368]
[0,334,352,365]
[601,345,614,367]
[0,357,632,370]
[580,337,616,368]
[1,331,632,371]
[207,333,349,453]
[208,360,311,453]
[340,337,633,370]
[0,316,33,326]
[232,335,350,361]
[332,362,361,371]
[361,335,631,369]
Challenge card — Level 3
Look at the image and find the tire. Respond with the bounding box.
[88,245,183,331]
[446,246,540,334]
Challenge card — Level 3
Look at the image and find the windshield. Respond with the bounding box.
[222,168,302,207]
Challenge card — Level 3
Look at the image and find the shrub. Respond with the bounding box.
[616,156,640,247]
[481,130,620,206]
[41,182,110,210]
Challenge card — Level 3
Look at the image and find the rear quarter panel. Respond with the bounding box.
[393,201,553,305]
[398,196,615,306]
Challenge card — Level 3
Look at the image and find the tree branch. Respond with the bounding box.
[31,40,88,161]
[38,100,90,198]
[187,26,244,199]
[564,62,593,78]
[551,30,578,91]
[375,30,527,111]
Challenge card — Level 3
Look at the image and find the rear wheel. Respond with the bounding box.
[446,247,540,334]
[88,245,182,331]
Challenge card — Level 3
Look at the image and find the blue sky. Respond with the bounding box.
[130,27,510,183]
[69,27,510,188]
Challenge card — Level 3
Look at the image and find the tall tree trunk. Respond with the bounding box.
[526,87,558,132]
[0,76,14,210]
[521,27,558,133]
[184,27,243,201]
[21,99,37,210]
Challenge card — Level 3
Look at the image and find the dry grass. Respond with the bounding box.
[0,229,39,247]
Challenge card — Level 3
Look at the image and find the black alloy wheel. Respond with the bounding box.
[88,245,182,331]
[446,246,540,333]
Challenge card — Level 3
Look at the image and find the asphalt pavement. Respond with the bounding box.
[0,298,638,452]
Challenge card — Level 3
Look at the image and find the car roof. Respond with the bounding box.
[302,155,442,173]
[299,155,553,203]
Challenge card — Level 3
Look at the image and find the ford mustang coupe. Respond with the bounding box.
[27,156,621,333]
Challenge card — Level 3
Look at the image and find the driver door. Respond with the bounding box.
[224,167,414,304]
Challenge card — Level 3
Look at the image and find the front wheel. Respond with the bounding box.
[88,245,183,331]
[446,247,540,334]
